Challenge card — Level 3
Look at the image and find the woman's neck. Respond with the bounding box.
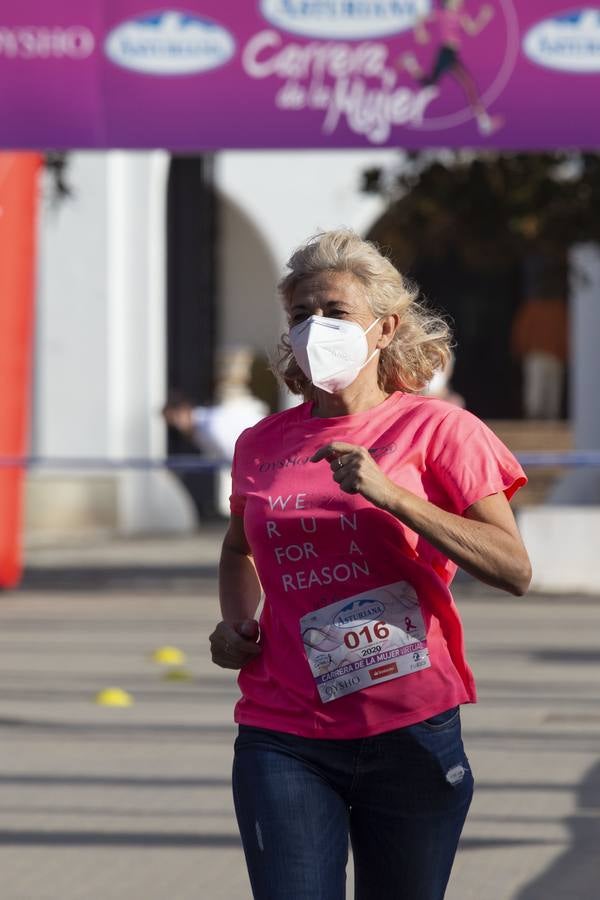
[311,382,391,418]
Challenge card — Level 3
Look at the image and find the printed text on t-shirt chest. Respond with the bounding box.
[265,491,370,593]
[255,442,397,473]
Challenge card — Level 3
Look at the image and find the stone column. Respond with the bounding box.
[106,151,195,534]
[547,242,600,503]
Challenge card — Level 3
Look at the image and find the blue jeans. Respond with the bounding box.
[232,707,473,900]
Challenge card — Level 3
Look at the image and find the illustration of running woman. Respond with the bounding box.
[399,0,503,135]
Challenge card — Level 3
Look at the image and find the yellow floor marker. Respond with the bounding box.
[152,646,186,666]
[162,668,194,682]
[95,687,133,707]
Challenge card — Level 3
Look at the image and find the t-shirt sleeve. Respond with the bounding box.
[229,433,247,517]
[429,408,527,514]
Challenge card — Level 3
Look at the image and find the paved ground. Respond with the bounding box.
[0,528,598,900]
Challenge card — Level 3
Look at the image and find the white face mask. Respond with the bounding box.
[289,315,381,394]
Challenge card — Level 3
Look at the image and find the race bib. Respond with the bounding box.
[300,580,430,704]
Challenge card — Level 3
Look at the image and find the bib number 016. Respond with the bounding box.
[343,621,390,650]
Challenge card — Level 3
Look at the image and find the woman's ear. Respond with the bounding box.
[377,314,399,349]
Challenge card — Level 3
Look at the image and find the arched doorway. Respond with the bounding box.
[165,155,281,519]
[166,154,219,518]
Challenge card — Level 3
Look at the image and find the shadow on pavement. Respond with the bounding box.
[0,829,558,851]
[0,719,236,747]
[0,830,240,847]
[460,837,560,851]
[533,649,600,665]
[0,774,230,788]
[20,565,218,591]
[516,759,600,900]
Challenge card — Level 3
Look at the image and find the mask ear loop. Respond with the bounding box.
[359,317,381,371]
[364,317,381,335]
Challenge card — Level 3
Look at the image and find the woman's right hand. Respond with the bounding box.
[209,619,262,670]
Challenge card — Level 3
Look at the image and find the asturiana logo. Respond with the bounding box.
[105,10,235,75]
[334,598,386,628]
[260,0,431,40]
[523,9,600,73]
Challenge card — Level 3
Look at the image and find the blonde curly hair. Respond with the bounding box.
[275,229,452,396]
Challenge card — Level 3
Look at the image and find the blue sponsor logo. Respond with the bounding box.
[523,8,600,73]
[260,0,431,40]
[105,10,235,75]
[334,597,385,628]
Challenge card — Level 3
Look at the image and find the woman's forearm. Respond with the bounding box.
[382,486,530,595]
[219,543,263,622]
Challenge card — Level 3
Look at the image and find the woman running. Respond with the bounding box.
[400,0,502,135]
[210,229,530,899]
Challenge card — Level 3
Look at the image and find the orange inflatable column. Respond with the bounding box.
[0,153,42,590]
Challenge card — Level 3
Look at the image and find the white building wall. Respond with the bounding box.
[33,153,110,456]
[217,192,280,357]
[27,148,399,538]
[216,150,398,356]
[29,151,196,538]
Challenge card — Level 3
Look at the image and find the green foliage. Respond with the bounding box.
[364,152,600,271]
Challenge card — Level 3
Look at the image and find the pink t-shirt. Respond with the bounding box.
[431,10,463,48]
[229,392,526,739]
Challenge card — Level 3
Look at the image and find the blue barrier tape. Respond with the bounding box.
[0,456,228,471]
[1,452,600,469]
[516,452,600,467]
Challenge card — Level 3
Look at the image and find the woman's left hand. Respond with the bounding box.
[311,442,395,509]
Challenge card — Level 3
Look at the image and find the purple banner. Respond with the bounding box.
[1,1,599,148]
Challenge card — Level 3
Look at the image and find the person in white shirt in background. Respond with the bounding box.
[162,346,269,516]
[422,351,465,407]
